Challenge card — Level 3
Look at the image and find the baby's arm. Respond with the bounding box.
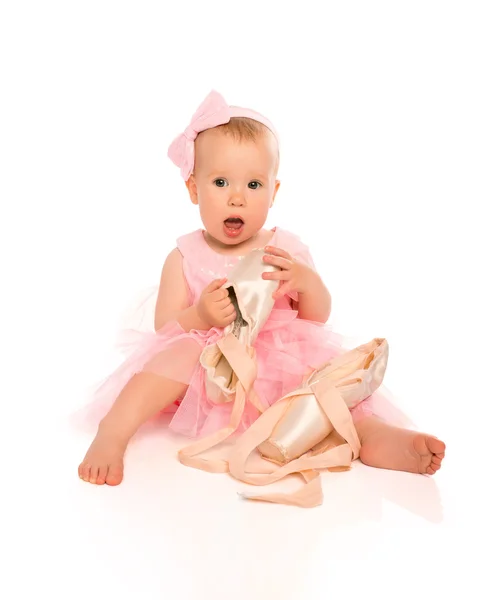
[296,276,332,324]
[154,248,209,332]
[294,248,332,323]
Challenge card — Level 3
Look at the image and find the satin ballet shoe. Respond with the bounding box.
[199,248,280,404]
[225,338,389,507]
[178,249,279,470]
[258,337,389,465]
[178,247,390,508]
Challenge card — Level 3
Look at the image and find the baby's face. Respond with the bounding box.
[186,128,280,247]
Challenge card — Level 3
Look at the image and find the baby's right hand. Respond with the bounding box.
[197,278,236,329]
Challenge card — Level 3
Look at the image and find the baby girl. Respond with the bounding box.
[78,90,445,487]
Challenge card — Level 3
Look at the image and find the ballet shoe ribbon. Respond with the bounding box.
[227,381,361,508]
[177,332,262,471]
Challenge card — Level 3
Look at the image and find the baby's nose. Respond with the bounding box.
[229,194,245,206]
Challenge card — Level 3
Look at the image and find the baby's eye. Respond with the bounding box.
[248,181,262,190]
[214,178,228,188]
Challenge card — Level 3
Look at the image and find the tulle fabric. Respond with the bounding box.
[76,308,409,438]
[75,227,411,438]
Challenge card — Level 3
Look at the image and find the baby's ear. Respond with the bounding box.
[185,175,199,205]
[270,179,281,206]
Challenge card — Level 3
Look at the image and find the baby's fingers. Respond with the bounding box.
[264,246,293,261]
[262,270,290,281]
[220,306,237,327]
[263,254,292,270]
[215,296,233,310]
[210,287,229,302]
[273,281,294,299]
[221,303,236,318]
[205,278,227,294]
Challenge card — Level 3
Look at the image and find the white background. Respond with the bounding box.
[1,1,476,599]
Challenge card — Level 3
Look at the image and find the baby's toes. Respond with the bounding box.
[105,463,124,486]
[89,466,99,484]
[96,466,108,485]
[428,437,445,456]
[81,464,91,482]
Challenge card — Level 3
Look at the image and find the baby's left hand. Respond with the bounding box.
[262,246,317,300]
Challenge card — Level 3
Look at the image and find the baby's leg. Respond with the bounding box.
[354,415,445,475]
[78,373,188,486]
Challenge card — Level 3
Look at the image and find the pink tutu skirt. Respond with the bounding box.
[75,306,409,439]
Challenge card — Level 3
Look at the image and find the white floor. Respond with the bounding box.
[5,387,472,600]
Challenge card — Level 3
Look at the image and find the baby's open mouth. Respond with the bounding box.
[223,217,244,237]
[224,217,244,230]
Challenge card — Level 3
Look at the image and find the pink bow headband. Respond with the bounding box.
[167,90,279,180]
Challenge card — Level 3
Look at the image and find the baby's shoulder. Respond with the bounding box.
[176,229,203,258]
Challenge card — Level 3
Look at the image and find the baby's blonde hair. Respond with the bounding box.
[207,117,280,175]
[216,116,270,141]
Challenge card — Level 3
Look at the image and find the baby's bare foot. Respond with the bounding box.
[359,422,446,475]
[411,434,446,475]
[78,425,128,485]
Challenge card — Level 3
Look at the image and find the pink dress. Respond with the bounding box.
[79,227,408,437]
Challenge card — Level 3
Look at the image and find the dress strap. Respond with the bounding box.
[176,229,204,260]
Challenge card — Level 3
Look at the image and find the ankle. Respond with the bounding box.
[98,417,133,445]
[354,415,387,445]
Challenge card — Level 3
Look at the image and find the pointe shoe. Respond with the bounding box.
[225,337,389,507]
[199,248,280,404]
[177,249,390,508]
[178,249,280,471]
[258,337,389,465]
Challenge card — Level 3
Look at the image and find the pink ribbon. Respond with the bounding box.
[167,90,231,180]
[167,89,279,181]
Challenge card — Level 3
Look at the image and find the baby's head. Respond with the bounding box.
[168,92,281,248]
